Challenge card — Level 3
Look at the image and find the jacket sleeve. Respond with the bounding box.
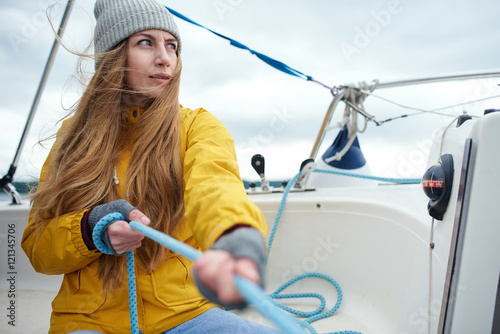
[22,210,102,275]
[182,108,267,250]
[21,134,102,275]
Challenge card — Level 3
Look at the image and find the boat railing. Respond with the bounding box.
[309,70,500,162]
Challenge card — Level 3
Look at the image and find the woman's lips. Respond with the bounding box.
[149,74,170,84]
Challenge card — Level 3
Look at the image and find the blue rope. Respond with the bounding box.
[270,272,342,323]
[129,220,307,334]
[92,212,140,334]
[265,174,358,333]
[93,214,306,334]
[128,221,201,261]
[265,168,422,333]
[165,7,313,83]
[265,172,301,264]
[313,168,422,184]
[91,169,418,333]
[267,169,420,262]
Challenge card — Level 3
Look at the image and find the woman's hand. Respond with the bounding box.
[107,209,150,254]
[194,250,260,305]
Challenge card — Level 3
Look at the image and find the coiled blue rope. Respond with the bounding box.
[265,168,422,333]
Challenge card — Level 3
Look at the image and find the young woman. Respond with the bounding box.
[21,0,280,333]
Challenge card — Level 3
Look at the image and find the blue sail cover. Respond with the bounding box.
[322,126,366,170]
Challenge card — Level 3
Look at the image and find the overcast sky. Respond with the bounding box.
[1,0,500,184]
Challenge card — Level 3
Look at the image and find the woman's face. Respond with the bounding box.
[124,29,178,107]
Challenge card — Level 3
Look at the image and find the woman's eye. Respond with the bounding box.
[138,39,152,46]
[166,43,177,51]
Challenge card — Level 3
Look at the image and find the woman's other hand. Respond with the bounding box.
[194,250,260,305]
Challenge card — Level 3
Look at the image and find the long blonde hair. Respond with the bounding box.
[30,40,185,292]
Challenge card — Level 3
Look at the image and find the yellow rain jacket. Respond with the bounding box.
[21,107,267,334]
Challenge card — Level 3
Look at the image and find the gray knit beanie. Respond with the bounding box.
[94,0,181,55]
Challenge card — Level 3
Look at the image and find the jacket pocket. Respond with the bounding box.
[151,256,201,307]
[52,269,106,313]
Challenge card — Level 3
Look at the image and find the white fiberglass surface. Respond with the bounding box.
[251,187,441,333]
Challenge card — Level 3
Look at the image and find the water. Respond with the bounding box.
[0,191,29,202]
[0,182,35,202]
[1,191,14,201]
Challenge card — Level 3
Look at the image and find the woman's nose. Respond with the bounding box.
[155,47,171,67]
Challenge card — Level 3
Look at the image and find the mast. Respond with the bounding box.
[0,0,75,204]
